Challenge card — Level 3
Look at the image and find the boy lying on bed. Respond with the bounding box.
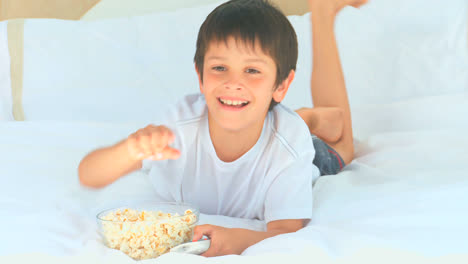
[79,0,364,257]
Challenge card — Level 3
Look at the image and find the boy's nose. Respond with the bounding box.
[224,75,244,90]
[224,84,243,90]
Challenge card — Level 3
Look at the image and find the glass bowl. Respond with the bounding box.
[96,202,199,260]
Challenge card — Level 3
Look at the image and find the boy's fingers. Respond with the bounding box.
[192,225,214,241]
[191,232,203,242]
[139,136,153,156]
[130,125,177,160]
[201,246,217,257]
[194,225,219,257]
[165,148,181,159]
[151,128,175,153]
[150,147,180,160]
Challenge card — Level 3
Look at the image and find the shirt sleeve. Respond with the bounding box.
[263,151,316,224]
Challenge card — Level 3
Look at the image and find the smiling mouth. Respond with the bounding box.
[218,98,250,108]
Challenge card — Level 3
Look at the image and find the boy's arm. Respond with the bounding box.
[78,125,180,188]
[192,219,304,257]
[78,140,142,188]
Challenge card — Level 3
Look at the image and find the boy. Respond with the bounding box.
[79,0,364,257]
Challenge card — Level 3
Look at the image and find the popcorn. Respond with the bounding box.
[100,208,197,260]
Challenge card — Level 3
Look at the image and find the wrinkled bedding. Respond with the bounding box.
[1,93,467,263]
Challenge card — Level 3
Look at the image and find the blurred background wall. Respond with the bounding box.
[0,0,308,21]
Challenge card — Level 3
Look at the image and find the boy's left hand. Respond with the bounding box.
[192,220,304,257]
[192,224,248,257]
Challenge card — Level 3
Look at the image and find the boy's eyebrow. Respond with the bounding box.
[206,56,268,64]
[205,56,225,61]
[244,58,268,64]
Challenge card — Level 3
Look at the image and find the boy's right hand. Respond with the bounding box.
[126,125,181,161]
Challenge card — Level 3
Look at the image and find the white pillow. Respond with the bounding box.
[0,22,14,121]
[23,1,226,122]
[22,0,467,121]
[283,0,468,110]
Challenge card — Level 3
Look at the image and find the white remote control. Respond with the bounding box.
[170,239,211,255]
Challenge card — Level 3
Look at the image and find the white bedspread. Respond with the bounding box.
[1,93,467,263]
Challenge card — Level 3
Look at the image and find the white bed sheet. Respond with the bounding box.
[1,93,467,263]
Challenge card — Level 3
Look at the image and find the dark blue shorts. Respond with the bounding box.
[312,135,345,176]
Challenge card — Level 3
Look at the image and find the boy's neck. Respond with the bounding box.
[208,114,265,163]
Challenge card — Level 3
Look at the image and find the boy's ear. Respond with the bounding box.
[195,64,204,93]
[272,70,295,103]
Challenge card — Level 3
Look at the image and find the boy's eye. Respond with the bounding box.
[246,68,260,74]
[212,66,226,71]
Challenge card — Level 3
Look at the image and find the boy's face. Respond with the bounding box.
[197,37,292,133]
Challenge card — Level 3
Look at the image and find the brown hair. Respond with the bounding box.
[194,0,298,110]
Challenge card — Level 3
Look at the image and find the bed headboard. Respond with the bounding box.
[5,0,103,120]
[0,0,307,21]
[4,0,308,121]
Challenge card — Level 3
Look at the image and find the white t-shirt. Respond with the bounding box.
[142,94,319,223]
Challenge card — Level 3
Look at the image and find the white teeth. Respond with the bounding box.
[220,98,248,106]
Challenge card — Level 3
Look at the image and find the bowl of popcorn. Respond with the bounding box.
[96,202,199,260]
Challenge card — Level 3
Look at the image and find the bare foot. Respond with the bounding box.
[309,0,368,16]
[296,107,344,143]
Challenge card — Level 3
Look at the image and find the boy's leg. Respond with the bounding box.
[296,107,347,176]
[295,0,366,166]
[295,106,344,144]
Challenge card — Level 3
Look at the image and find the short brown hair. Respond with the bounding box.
[194,0,298,110]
